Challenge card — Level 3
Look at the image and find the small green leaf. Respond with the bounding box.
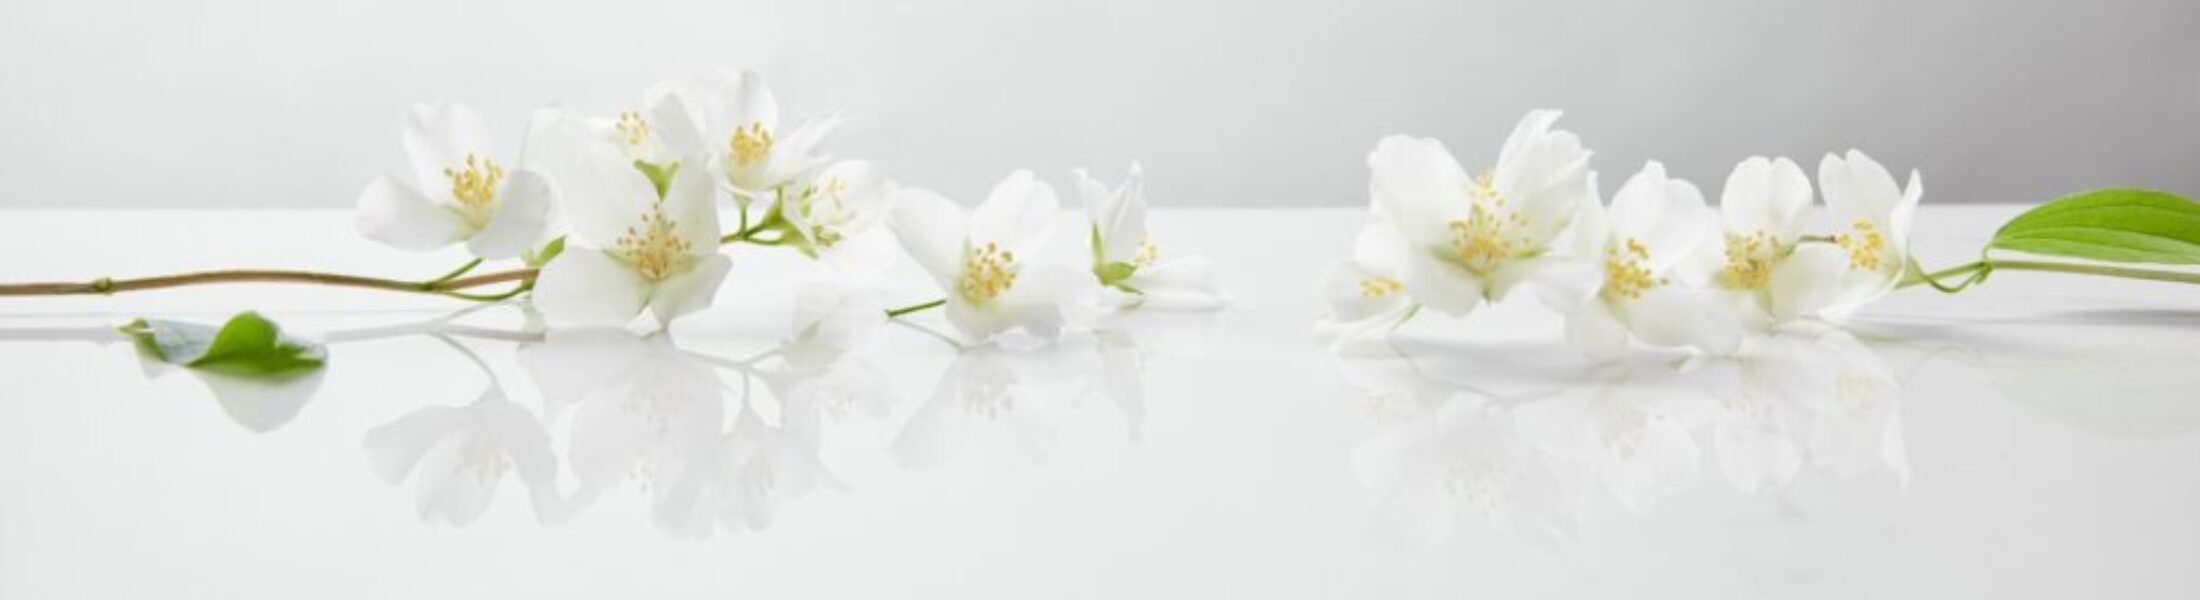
[634,160,680,198]
[1989,189,2200,264]
[524,235,567,267]
[1095,261,1139,287]
[120,311,326,377]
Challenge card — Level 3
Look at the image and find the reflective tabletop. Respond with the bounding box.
[2,206,2197,598]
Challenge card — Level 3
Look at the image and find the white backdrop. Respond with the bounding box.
[1,0,2194,209]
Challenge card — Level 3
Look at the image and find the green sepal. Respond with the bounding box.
[523,235,566,268]
[634,160,680,198]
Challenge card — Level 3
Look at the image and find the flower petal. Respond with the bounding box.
[1608,161,1712,273]
[1397,251,1483,316]
[465,169,555,260]
[647,253,732,327]
[402,103,496,201]
[661,156,724,256]
[1367,135,1471,248]
[968,170,1058,255]
[1623,285,1743,355]
[1767,243,1849,322]
[1818,150,1903,228]
[1125,256,1229,310]
[1078,164,1149,265]
[1565,303,1630,363]
[355,176,468,251]
[888,188,969,287]
[1491,111,1592,245]
[532,248,648,327]
[1720,156,1813,244]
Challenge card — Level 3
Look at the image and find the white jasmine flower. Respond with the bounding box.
[1316,223,1415,351]
[1815,150,1923,317]
[1366,110,1597,317]
[779,160,899,256]
[648,69,842,201]
[1563,161,1741,361]
[526,116,730,329]
[355,103,554,259]
[888,171,1082,342]
[1073,163,1228,310]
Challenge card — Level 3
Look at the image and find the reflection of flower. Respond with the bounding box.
[517,328,856,537]
[1514,366,1706,516]
[1341,323,1910,545]
[517,329,725,535]
[1352,389,1581,551]
[890,343,1084,468]
[1700,325,1909,491]
[363,389,562,526]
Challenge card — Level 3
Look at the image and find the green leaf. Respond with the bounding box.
[1094,261,1139,287]
[1989,189,2200,264]
[119,311,326,377]
[634,160,680,198]
[524,235,566,267]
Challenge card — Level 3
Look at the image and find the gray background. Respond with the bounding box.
[1,0,2193,209]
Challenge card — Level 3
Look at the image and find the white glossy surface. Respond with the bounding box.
[2,206,2198,598]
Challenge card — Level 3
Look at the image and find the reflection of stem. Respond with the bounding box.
[885,299,946,318]
[1904,258,2200,293]
[891,319,964,351]
[431,334,503,392]
[0,268,537,299]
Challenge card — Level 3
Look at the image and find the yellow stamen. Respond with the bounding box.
[1359,276,1404,298]
[1718,230,1778,290]
[959,242,1018,303]
[615,202,693,282]
[1602,238,1660,300]
[1446,172,1531,274]
[730,122,774,168]
[1834,220,1887,272]
[615,111,651,148]
[442,154,504,216]
[1133,237,1159,267]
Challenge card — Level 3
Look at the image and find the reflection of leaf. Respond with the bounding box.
[1987,344,2200,438]
[1989,189,2200,264]
[119,311,326,377]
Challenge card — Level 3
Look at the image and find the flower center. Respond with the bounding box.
[958,242,1019,303]
[1602,238,1660,300]
[1718,230,1779,290]
[1133,237,1159,267]
[615,111,651,149]
[1834,220,1887,272]
[442,154,504,220]
[1359,276,1404,298]
[455,432,510,487]
[1447,172,1531,274]
[729,122,773,168]
[615,202,694,282]
[796,177,851,246]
